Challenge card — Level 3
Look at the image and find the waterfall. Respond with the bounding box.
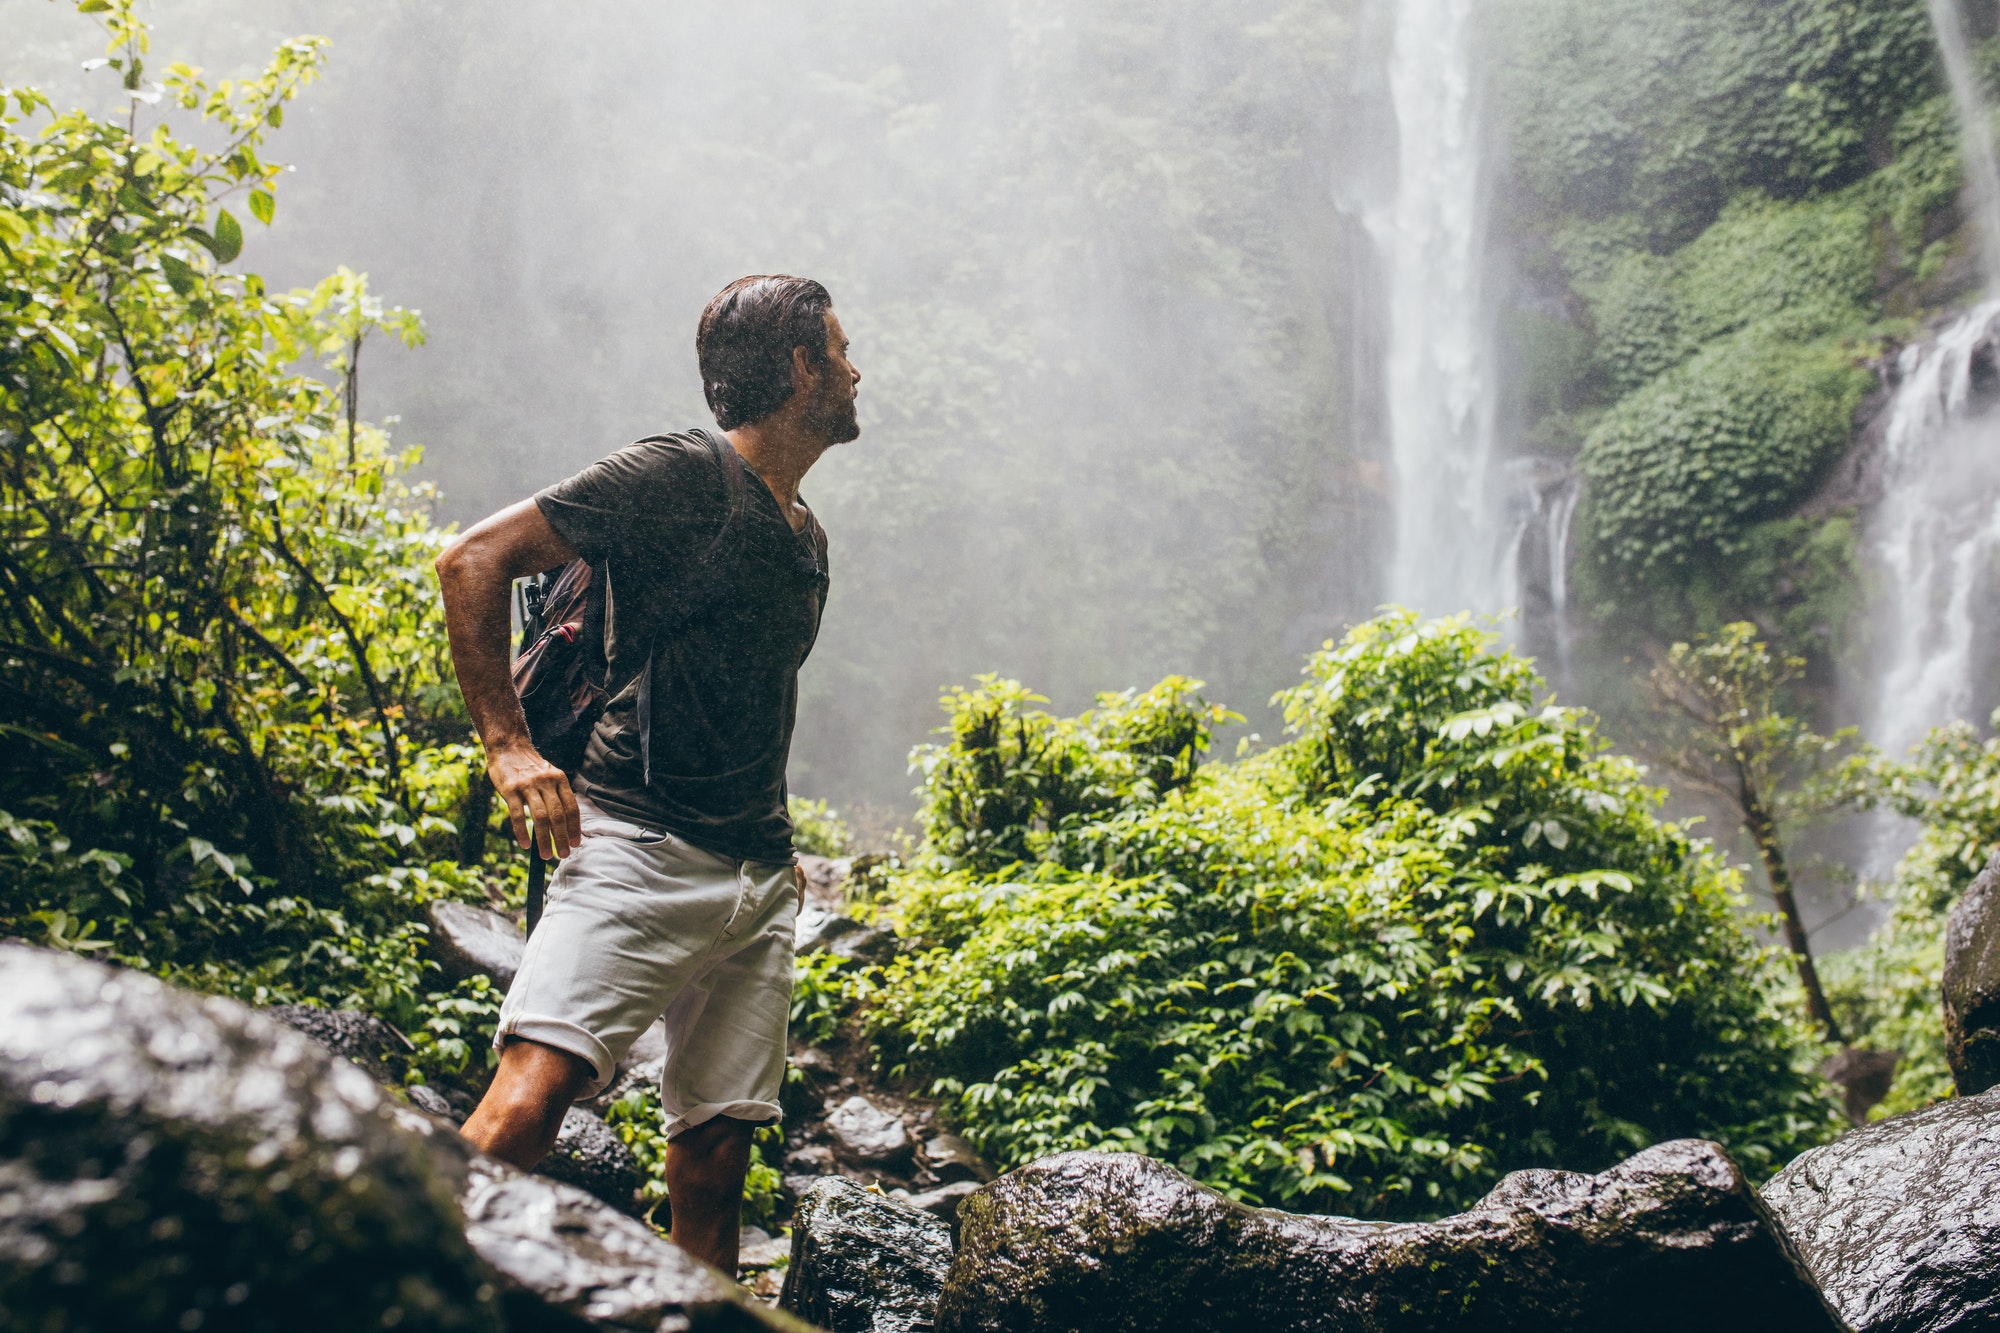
[1856,0,2000,793]
[1377,0,1504,616]
[1499,458,1580,683]
[1929,0,2000,285]
[1865,300,2000,761]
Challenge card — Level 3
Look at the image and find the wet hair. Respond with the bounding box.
[696,275,834,429]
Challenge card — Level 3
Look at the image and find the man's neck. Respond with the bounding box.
[724,417,826,516]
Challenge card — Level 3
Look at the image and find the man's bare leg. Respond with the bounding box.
[665,1116,757,1273]
[461,1038,594,1169]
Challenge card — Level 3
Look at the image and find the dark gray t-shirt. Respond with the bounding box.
[533,431,828,863]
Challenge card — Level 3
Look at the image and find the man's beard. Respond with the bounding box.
[806,383,860,444]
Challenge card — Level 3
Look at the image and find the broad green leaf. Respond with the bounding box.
[159,253,195,295]
[207,209,243,263]
[248,188,275,225]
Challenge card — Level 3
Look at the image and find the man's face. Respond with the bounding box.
[803,309,861,445]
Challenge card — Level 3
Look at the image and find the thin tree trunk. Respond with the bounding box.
[1741,785,1844,1044]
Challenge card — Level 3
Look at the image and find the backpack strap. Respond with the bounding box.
[633,428,750,785]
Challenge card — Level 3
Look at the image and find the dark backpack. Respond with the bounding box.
[511,428,750,777]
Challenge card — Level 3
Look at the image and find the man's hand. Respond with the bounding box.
[434,497,583,861]
[489,740,582,860]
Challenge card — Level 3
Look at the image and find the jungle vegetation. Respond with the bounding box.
[0,0,1992,1222]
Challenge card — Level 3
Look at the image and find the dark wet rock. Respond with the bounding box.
[586,1053,665,1116]
[787,1144,838,1174]
[826,1094,914,1168]
[895,1181,981,1232]
[785,1173,831,1205]
[781,1175,953,1333]
[1761,1084,2000,1332]
[1820,1047,1901,1125]
[792,1046,841,1081]
[922,1133,994,1184]
[939,1143,1842,1333]
[0,943,810,1332]
[797,855,851,914]
[262,1002,410,1084]
[531,1106,645,1215]
[739,1224,791,1272]
[796,908,898,963]
[427,899,526,991]
[0,944,501,1331]
[407,1083,461,1122]
[451,1146,810,1332]
[1945,849,2000,1095]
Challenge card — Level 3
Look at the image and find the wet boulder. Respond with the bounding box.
[796,907,898,963]
[532,1106,645,1215]
[922,1133,995,1184]
[263,1002,411,1084]
[1761,1084,2000,1332]
[450,1147,808,1332]
[894,1181,982,1234]
[427,900,526,991]
[826,1094,914,1168]
[0,943,500,1331]
[939,1143,1843,1333]
[1945,849,2000,1095]
[781,1175,954,1333]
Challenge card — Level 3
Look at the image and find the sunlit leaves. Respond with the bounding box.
[867,610,1839,1218]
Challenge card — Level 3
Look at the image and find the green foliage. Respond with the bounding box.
[1579,328,1871,579]
[0,2,505,1027]
[1495,0,1941,241]
[1827,713,2000,1112]
[912,675,1238,876]
[787,797,854,858]
[866,611,1839,1218]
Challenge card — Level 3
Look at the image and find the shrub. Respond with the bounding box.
[1579,327,1871,579]
[865,611,1840,1218]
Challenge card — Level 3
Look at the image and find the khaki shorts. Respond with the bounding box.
[494,798,797,1136]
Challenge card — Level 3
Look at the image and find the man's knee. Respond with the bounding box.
[667,1117,758,1192]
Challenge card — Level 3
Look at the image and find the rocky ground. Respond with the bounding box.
[400,852,991,1303]
[6,849,2000,1330]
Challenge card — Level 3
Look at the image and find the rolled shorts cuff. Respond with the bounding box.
[664,1099,783,1139]
[494,1015,615,1096]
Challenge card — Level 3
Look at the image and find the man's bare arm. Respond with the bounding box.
[435,499,584,859]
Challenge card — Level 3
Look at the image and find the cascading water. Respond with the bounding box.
[1929,0,2000,280]
[1859,1,2000,764]
[1377,0,1506,616]
[1864,302,2000,761]
[1851,0,2000,873]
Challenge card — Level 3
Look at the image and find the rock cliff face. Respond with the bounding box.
[1945,850,2000,1097]
[0,943,803,1333]
[1762,1085,2000,1333]
[936,1143,1844,1333]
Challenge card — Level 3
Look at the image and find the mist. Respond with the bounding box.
[5,0,1385,823]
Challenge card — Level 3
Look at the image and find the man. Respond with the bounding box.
[433,275,858,1273]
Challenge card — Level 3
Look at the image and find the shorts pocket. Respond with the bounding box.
[580,814,669,845]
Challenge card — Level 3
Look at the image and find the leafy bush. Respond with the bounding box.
[1579,327,1871,579]
[788,797,854,858]
[865,611,1840,1218]
[1826,713,2000,1113]
[1496,0,1940,240]
[0,3,509,1027]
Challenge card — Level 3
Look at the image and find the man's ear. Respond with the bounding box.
[791,343,820,394]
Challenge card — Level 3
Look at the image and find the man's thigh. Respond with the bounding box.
[496,810,746,1093]
[657,857,797,1136]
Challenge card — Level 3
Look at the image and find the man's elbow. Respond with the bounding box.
[434,533,476,593]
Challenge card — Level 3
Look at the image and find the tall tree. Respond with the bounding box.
[1649,622,1852,1041]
